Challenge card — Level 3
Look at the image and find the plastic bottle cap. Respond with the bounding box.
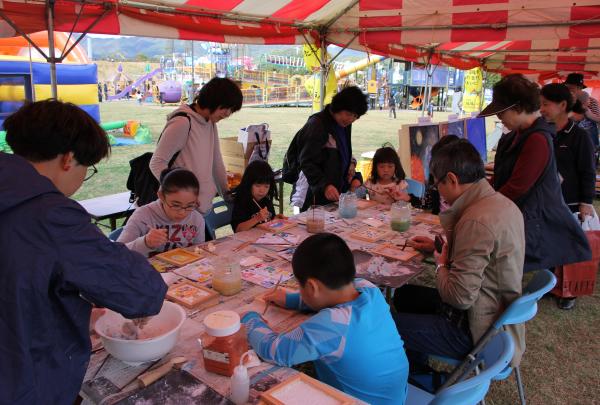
[203,310,241,337]
[233,364,248,380]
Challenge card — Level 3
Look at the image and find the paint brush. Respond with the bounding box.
[253,199,263,209]
[263,275,284,315]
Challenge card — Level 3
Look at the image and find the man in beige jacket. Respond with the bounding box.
[393,139,526,370]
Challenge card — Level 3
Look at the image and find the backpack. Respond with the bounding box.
[281,134,300,184]
[281,115,323,184]
[126,112,191,206]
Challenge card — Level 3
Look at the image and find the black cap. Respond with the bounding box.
[564,73,586,89]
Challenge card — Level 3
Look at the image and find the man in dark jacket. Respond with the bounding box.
[287,86,368,212]
[0,100,167,404]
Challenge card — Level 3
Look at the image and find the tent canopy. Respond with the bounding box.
[1,0,600,78]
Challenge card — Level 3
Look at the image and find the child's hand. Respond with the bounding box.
[324,184,340,201]
[144,228,168,249]
[256,207,271,223]
[263,288,287,308]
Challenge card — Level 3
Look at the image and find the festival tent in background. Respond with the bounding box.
[1,1,600,105]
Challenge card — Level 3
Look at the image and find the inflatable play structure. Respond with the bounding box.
[0,32,99,125]
[107,63,163,101]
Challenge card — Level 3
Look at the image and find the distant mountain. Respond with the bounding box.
[82,36,367,62]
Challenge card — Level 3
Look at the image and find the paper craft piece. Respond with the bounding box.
[150,259,178,273]
[349,227,392,243]
[240,256,263,267]
[362,256,415,277]
[173,258,214,283]
[355,199,378,210]
[258,219,297,232]
[255,233,300,246]
[241,262,293,288]
[414,213,441,225]
[261,373,352,405]
[362,218,385,228]
[154,248,203,267]
[166,281,219,309]
[277,247,297,262]
[372,243,419,262]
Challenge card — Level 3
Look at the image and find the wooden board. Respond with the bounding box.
[371,243,419,262]
[166,281,219,309]
[261,373,353,405]
[414,213,441,226]
[349,227,392,243]
[258,219,297,232]
[115,369,234,405]
[154,248,203,266]
[398,125,411,180]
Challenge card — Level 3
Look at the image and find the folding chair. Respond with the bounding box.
[433,269,557,405]
[204,200,234,240]
[406,332,515,405]
[407,178,426,199]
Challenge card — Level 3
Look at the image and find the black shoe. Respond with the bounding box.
[558,297,576,310]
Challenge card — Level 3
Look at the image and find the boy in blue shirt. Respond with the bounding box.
[241,233,408,405]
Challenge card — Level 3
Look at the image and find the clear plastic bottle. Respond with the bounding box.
[230,352,250,404]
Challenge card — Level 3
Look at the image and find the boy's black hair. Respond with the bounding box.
[5,99,110,166]
[430,139,485,184]
[234,160,277,205]
[159,168,200,195]
[370,146,406,184]
[292,233,355,290]
[194,77,243,113]
[330,86,369,117]
[431,134,461,158]
[541,83,574,113]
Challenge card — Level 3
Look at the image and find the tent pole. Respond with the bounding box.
[47,0,58,99]
[319,33,327,111]
[422,63,430,117]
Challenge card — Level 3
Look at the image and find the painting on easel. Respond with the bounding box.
[409,124,439,183]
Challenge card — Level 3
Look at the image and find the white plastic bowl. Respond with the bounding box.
[95,301,186,365]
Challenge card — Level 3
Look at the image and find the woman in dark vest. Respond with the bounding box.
[539,83,596,309]
[479,74,590,281]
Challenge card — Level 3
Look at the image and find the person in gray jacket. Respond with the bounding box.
[150,77,243,215]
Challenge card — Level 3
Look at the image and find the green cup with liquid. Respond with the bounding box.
[390,201,411,232]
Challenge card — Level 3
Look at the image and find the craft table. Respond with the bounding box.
[82,203,442,404]
[79,192,135,231]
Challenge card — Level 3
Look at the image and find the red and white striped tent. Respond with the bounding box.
[1,1,600,85]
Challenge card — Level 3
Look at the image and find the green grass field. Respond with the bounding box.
[76,100,599,405]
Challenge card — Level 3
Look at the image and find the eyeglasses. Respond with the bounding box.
[163,200,199,212]
[84,165,98,182]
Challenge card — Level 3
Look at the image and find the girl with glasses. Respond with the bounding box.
[118,168,204,256]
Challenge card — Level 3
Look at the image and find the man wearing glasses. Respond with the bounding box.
[0,100,167,404]
[392,140,526,373]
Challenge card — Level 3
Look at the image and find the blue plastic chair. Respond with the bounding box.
[407,178,426,199]
[108,227,123,242]
[204,200,233,240]
[406,332,515,405]
[431,269,557,405]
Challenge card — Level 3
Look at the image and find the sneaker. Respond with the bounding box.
[558,297,576,310]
